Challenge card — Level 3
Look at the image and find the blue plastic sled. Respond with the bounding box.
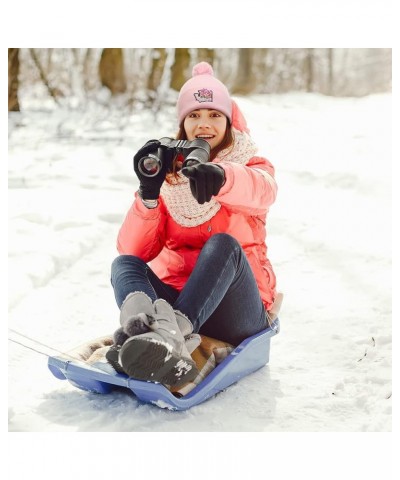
[48,319,279,410]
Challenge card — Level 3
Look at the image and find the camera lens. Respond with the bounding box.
[138,154,161,177]
[182,139,210,169]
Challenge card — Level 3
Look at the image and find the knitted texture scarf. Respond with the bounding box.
[160,128,258,227]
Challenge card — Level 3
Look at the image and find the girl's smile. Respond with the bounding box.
[183,109,228,151]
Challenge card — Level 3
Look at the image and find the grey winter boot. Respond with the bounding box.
[107,292,156,373]
[119,299,199,387]
[112,292,154,346]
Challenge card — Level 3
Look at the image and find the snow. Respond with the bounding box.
[7,91,394,474]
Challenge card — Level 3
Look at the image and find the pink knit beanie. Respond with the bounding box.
[177,62,232,124]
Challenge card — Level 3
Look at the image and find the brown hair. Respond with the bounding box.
[166,118,234,181]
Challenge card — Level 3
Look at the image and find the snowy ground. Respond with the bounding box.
[8,91,392,437]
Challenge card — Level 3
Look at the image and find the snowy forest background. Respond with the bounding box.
[8,48,392,112]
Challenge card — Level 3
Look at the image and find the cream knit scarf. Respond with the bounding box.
[160,128,258,227]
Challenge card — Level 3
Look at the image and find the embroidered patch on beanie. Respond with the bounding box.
[194,88,213,103]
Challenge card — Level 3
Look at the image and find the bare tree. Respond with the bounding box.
[8,48,20,112]
[197,48,215,66]
[328,48,334,95]
[305,48,314,92]
[147,48,167,93]
[99,48,127,95]
[231,48,256,95]
[252,48,269,91]
[82,48,94,92]
[170,48,190,91]
[29,48,62,105]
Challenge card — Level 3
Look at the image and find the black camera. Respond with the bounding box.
[137,137,210,177]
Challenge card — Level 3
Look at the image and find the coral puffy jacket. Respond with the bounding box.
[117,155,277,310]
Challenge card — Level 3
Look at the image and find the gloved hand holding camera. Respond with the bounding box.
[133,140,172,200]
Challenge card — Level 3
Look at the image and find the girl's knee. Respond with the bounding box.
[200,234,242,264]
[206,233,240,251]
[111,255,145,276]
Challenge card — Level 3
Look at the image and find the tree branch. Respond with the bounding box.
[29,48,61,105]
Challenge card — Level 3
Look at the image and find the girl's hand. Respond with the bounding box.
[133,140,169,200]
[182,163,225,204]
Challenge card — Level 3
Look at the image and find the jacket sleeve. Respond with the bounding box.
[216,156,277,214]
[116,193,167,262]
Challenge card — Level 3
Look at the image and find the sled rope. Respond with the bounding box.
[8,328,91,364]
[8,337,54,358]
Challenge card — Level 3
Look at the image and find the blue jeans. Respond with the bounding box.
[110,233,267,345]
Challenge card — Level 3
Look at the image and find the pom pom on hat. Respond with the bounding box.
[177,62,232,124]
[192,62,214,76]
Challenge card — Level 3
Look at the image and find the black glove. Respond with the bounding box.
[182,163,225,204]
[133,140,172,200]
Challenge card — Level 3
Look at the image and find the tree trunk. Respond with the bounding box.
[83,48,93,92]
[197,48,215,66]
[305,48,314,92]
[231,48,256,95]
[8,48,20,112]
[29,48,62,104]
[255,48,268,78]
[99,48,127,95]
[147,48,167,92]
[170,48,190,91]
[328,48,334,95]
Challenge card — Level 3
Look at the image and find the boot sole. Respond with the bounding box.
[119,336,199,388]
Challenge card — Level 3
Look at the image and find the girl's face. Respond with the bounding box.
[183,109,228,151]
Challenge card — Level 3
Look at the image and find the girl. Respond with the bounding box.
[109,62,278,388]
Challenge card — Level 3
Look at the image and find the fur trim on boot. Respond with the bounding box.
[112,292,154,346]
